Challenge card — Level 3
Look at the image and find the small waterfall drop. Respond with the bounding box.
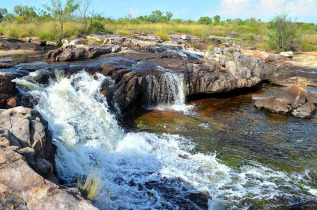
[145,72,193,113]
[13,70,317,209]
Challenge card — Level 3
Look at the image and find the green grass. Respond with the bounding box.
[155,31,170,41]
[1,21,316,52]
[77,170,106,201]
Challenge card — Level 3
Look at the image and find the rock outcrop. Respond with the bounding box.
[0,107,97,209]
[0,147,97,210]
[254,86,316,119]
[0,73,17,108]
[254,97,292,114]
[46,45,119,61]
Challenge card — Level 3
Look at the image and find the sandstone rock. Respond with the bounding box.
[181,35,190,40]
[46,41,58,47]
[280,51,294,58]
[292,102,316,119]
[69,39,82,46]
[268,54,282,62]
[46,45,112,61]
[0,147,97,210]
[0,107,55,179]
[0,73,17,108]
[214,47,223,55]
[254,97,292,114]
[283,86,307,108]
[103,36,126,45]
[307,91,317,105]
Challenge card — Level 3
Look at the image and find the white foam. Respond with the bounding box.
[16,70,317,209]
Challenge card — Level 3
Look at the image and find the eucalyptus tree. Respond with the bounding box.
[44,0,80,44]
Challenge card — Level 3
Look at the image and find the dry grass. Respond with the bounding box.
[155,31,170,41]
[301,34,317,51]
[77,170,106,201]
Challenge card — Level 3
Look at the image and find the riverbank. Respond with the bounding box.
[0,32,316,209]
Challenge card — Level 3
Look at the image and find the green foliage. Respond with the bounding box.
[155,31,170,41]
[44,0,80,43]
[268,11,300,51]
[0,8,8,20]
[198,16,212,25]
[77,170,107,201]
[213,15,221,23]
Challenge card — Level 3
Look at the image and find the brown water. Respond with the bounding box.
[127,85,317,209]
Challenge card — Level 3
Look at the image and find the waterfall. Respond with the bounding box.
[13,70,317,209]
[145,72,193,113]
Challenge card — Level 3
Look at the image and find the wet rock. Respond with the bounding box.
[255,97,292,114]
[46,45,113,61]
[0,147,97,210]
[268,54,282,62]
[0,73,17,108]
[292,102,316,119]
[0,106,56,180]
[283,86,307,108]
[307,91,317,105]
[280,51,294,58]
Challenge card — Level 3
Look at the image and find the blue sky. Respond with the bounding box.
[1,0,317,22]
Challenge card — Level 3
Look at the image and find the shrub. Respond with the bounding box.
[268,12,300,51]
[155,31,170,41]
[198,17,212,25]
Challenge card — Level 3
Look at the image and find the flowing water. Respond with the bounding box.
[10,64,317,209]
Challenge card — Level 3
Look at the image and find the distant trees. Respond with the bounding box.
[213,15,221,23]
[268,12,299,51]
[44,0,80,44]
[14,5,38,22]
[0,8,8,20]
[198,16,212,25]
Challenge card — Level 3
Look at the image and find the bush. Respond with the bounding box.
[268,12,300,51]
[155,31,170,41]
[90,20,105,32]
[198,17,212,25]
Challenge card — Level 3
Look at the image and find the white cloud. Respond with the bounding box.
[129,9,140,17]
[217,0,317,20]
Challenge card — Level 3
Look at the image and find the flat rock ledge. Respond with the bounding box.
[254,86,317,119]
[0,107,97,209]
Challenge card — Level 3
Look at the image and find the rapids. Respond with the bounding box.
[13,69,317,209]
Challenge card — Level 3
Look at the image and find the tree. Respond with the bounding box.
[165,12,173,22]
[268,11,299,51]
[0,8,8,20]
[13,5,38,22]
[198,16,212,25]
[77,0,92,31]
[213,15,221,23]
[44,0,80,44]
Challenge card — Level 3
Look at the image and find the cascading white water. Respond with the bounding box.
[145,72,194,113]
[13,70,317,209]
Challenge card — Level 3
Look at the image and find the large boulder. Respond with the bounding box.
[268,54,282,62]
[0,107,56,180]
[283,86,307,108]
[254,97,292,114]
[280,51,294,58]
[0,147,97,210]
[46,45,115,61]
[292,102,316,119]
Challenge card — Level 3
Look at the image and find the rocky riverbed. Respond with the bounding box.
[0,34,317,209]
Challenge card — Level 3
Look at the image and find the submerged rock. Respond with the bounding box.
[292,102,316,119]
[254,97,292,114]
